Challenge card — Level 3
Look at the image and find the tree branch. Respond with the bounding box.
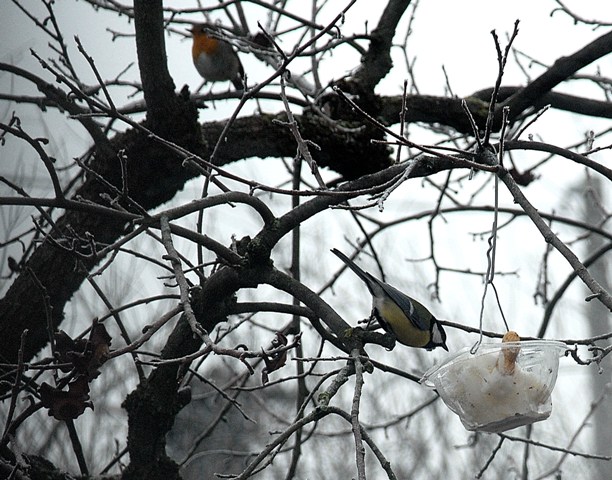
[502,29,612,122]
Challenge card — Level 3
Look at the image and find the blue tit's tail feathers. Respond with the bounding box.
[331,248,378,295]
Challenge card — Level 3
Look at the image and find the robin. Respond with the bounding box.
[189,24,245,90]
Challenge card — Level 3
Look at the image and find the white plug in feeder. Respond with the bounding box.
[421,331,567,432]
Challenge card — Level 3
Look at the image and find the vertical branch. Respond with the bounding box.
[26,267,57,378]
[133,0,178,125]
[350,348,367,480]
[65,419,89,476]
[0,329,28,446]
[285,78,307,480]
[427,170,453,300]
[86,276,145,382]
[160,216,210,344]
[521,424,532,480]
[310,0,323,93]
[483,20,520,145]
[279,76,326,188]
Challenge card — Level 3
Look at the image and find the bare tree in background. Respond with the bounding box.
[1,1,611,479]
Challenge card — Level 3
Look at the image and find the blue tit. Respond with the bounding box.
[331,248,448,351]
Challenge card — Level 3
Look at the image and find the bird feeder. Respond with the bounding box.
[420,332,567,432]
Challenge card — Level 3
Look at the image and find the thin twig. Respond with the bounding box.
[484,20,520,145]
[159,215,211,344]
[0,330,28,446]
[476,436,505,479]
[499,432,612,461]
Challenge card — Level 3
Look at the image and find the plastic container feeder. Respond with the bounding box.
[421,340,567,432]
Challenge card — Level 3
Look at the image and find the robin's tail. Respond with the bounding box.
[232,62,245,91]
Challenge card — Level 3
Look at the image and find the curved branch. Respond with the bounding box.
[0,62,110,151]
[0,108,389,367]
[538,242,612,338]
[353,0,412,91]
[0,122,63,199]
[263,268,350,348]
[248,156,463,263]
[504,140,612,182]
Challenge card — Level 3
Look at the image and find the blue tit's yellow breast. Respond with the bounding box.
[378,299,431,348]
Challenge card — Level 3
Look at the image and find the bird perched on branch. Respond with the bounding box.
[331,248,448,351]
[189,23,244,90]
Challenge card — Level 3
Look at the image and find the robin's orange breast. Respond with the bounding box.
[189,27,245,89]
[191,34,220,61]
